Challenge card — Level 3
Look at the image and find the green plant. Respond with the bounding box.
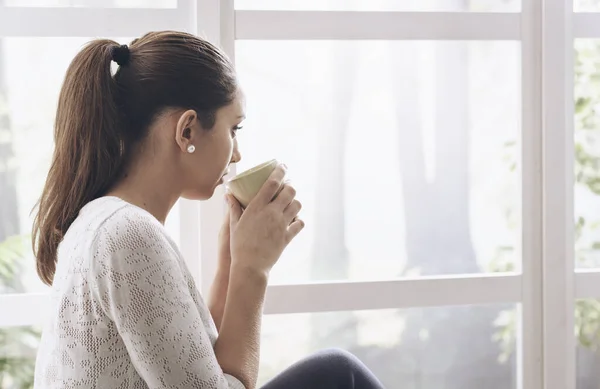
[0,326,38,389]
[491,39,600,363]
[0,235,39,389]
[0,235,29,293]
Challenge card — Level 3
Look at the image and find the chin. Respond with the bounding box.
[181,189,213,201]
[181,181,222,201]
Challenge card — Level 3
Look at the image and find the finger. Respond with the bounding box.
[286,218,305,242]
[270,178,291,200]
[272,183,296,209]
[283,199,302,221]
[226,194,243,226]
[253,164,287,207]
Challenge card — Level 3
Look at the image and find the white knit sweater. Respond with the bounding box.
[34,196,245,389]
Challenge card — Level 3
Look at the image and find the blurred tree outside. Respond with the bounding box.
[491,39,600,387]
[305,0,517,386]
[304,0,600,388]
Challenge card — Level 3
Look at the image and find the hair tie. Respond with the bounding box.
[111,44,130,66]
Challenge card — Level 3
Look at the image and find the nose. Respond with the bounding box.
[230,139,241,164]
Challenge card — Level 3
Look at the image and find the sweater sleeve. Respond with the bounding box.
[88,212,245,389]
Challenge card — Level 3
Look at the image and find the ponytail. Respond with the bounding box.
[33,31,238,285]
[33,39,125,285]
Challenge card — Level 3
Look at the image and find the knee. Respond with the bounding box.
[319,348,360,369]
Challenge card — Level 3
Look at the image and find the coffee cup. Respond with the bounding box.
[226,159,283,208]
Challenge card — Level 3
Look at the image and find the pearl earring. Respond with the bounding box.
[187,145,195,153]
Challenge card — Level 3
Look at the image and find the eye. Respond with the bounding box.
[231,125,243,138]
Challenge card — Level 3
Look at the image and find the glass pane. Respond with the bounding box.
[576,299,600,387]
[0,325,41,389]
[575,0,600,12]
[574,39,600,270]
[259,304,517,388]
[4,0,176,7]
[235,40,521,283]
[0,37,81,294]
[235,0,520,12]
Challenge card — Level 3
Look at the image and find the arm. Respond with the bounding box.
[214,266,267,389]
[90,218,245,389]
[208,211,233,331]
[213,169,305,389]
[208,263,230,332]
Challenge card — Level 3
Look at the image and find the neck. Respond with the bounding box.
[107,154,180,224]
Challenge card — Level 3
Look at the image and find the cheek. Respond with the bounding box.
[191,131,234,184]
[228,140,236,161]
[210,135,234,178]
[224,136,235,162]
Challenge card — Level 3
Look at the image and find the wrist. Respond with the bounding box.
[229,263,269,287]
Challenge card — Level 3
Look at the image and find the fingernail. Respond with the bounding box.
[282,163,288,171]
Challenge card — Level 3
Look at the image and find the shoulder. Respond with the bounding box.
[98,203,169,251]
[84,199,196,326]
[85,198,179,274]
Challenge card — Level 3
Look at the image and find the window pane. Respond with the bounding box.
[259,304,517,388]
[575,0,600,12]
[0,325,41,389]
[576,299,600,387]
[235,0,520,12]
[235,40,521,283]
[0,37,85,294]
[574,39,600,270]
[4,0,176,7]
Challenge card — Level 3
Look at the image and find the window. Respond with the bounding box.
[0,1,596,389]
[4,0,176,7]
[235,40,521,284]
[234,0,521,12]
[258,304,517,387]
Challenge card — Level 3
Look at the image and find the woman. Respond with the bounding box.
[32,31,384,389]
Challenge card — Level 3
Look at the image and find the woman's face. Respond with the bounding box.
[179,90,245,200]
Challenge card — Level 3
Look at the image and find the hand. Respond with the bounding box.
[226,164,304,275]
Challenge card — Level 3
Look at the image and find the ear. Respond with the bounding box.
[174,109,199,153]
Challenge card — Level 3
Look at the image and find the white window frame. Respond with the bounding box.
[0,2,598,389]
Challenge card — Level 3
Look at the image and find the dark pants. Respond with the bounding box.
[261,348,385,389]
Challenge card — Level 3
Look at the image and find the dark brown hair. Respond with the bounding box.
[32,31,237,285]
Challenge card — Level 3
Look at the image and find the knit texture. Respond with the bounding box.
[34,196,245,389]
